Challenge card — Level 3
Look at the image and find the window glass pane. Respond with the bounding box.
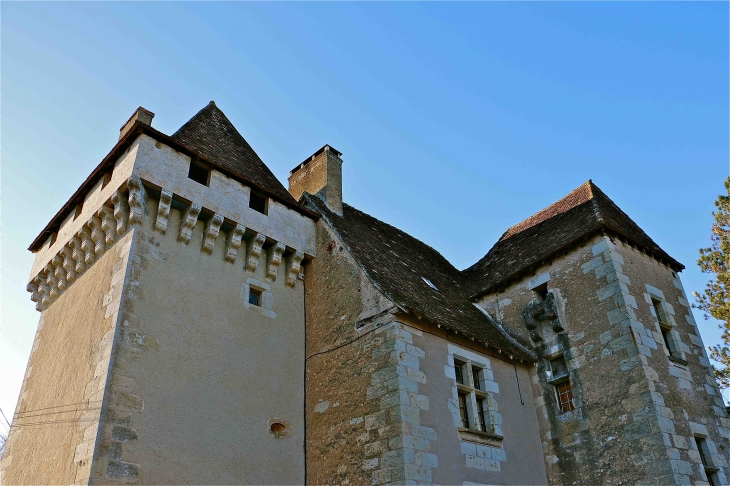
[472,368,482,390]
[662,329,676,354]
[455,361,465,385]
[476,398,487,431]
[249,289,261,306]
[458,393,469,428]
[550,356,568,379]
[556,381,575,413]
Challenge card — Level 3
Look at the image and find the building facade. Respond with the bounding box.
[1,103,728,485]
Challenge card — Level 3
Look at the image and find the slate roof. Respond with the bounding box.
[304,194,537,362]
[172,101,298,205]
[463,180,683,298]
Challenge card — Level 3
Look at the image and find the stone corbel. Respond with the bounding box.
[111,188,129,235]
[266,242,286,281]
[61,244,77,284]
[155,189,173,234]
[285,251,304,288]
[53,255,68,293]
[224,224,246,263]
[79,226,95,266]
[202,214,224,254]
[37,270,51,309]
[27,278,42,311]
[89,215,107,256]
[99,205,117,246]
[521,292,563,343]
[69,235,86,275]
[178,203,202,244]
[127,175,147,227]
[46,264,59,300]
[245,233,266,273]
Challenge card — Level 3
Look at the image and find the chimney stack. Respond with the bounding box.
[288,145,343,215]
[119,107,155,140]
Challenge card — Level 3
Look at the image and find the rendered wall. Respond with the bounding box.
[86,199,308,484]
[478,234,730,485]
[0,231,133,485]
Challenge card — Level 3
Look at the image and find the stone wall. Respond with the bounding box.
[478,233,730,485]
[0,230,133,485]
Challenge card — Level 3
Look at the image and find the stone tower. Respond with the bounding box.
[0,103,316,484]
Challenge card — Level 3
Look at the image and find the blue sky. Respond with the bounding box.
[1,2,728,426]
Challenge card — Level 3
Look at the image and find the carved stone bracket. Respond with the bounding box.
[245,233,266,273]
[61,244,77,284]
[38,270,51,309]
[266,242,286,281]
[46,264,59,300]
[202,214,224,254]
[224,224,246,263]
[89,215,106,256]
[127,175,147,227]
[79,226,95,267]
[27,279,42,311]
[99,205,117,246]
[111,188,129,235]
[155,189,173,234]
[521,292,564,343]
[178,203,202,244]
[69,235,86,275]
[285,251,304,288]
[52,255,67,293]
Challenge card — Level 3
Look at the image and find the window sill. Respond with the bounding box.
[668,355,688,366]
[458,427,503,447]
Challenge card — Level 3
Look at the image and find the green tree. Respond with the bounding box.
[695,177,730,389]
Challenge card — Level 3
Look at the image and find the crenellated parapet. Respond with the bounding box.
[27,176,311,311]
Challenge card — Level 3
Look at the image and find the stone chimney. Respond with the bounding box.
[289,145,343,215]
[119,107,155,140]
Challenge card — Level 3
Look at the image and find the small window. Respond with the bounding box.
[652,298,668,326]
[549,356,569,381]
[472,368,482,391]
[188,161,210,186]
[249,288,262,307]
[49,232,58,247]
[73,204,83,220]
[661,328,677,355]
[556,381,575,413]
[454,360,466,385]
[249,192,267,215]
[101,172,112,189]
[533,282,548,300]
[476,397,487,431]
[458,392,470,428]
[696,437,719,486]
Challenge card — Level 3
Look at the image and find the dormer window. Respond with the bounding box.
[249,192,268,215]
[188,160,210,186]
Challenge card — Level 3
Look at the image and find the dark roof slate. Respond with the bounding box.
[172,101,297,205]
[304,194,537,362]
[463,180,683,297]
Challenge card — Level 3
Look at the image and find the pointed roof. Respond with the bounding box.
[304,194,537,362]
[463,180,683,298]
[172,101,297,205]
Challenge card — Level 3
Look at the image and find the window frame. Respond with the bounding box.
[547,354,576,414]
[695,436,720,486]
[452,357,491,433]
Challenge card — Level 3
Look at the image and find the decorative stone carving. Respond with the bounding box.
[53,255,67,292]
[285,251,304,288]
[89,215,106,256]
[69,235,86,275]
[46,264,59,300]
[266,242,286,281]
[27,278,41,311]
[111,188,129,235]
[99,205,117,246]
[245,233,266,273]
[521,292,564,343]
[202,214,224,254]
[178,203,202,244]
[155,189,173,234]
[61,244,77,284]
[38,270,51,309]
[224,224,246,263]
[127,175,147,227]
[79,226,95,266]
